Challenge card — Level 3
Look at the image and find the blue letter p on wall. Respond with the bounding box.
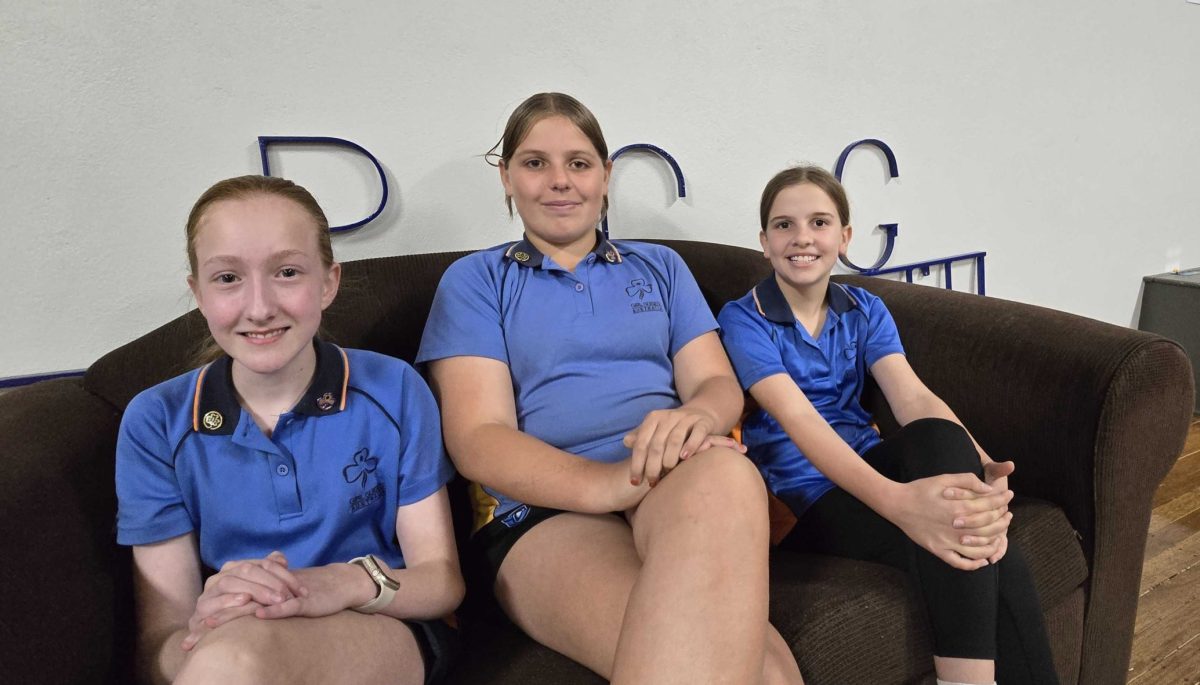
[258,136,389,233]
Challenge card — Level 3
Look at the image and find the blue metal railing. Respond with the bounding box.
[834,138,986,295]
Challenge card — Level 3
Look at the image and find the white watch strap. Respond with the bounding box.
[349,555,398,614]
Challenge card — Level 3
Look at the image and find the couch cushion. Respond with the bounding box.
[769,497,1086,684]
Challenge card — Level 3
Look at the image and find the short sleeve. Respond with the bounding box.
[416,255,509,366]
[115,393,195,545]
[717,300,788,390]
[394,365,455,505]
[861,293,906,368]
[662,250,719,357]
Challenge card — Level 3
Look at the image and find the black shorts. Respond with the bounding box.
[468,504,571,587]
[403,617,459,685]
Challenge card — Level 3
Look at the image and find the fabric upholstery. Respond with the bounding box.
[1,240,1189,685]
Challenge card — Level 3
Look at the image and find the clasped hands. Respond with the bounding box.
[887,460,1016,571]
[620,406,742,486]
[181,551,365,651]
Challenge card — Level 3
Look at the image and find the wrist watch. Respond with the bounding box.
[349,554,400,614]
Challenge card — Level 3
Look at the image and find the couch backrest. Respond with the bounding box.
[84,240,772,412]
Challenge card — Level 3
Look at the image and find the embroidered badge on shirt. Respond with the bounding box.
[514,251,531,263]
[316,392,336,411]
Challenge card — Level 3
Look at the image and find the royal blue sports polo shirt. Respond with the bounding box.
[115,340,454,571]
[717,275,905,516]
[416,232,716,529]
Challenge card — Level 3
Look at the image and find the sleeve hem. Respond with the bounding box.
[396,470,454,507]
[116,520,194,547]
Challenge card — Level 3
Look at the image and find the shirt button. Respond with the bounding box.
[276,464,290,476]
[574,283,585,292]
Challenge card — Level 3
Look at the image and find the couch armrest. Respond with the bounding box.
[0,379,132,684]
[840,275,1194,685]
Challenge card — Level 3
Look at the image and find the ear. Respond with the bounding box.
[321,262,342,310]
[498,159,513,197]
[602,158,613,192]
[839,224,853,257]
[758,230,769,257]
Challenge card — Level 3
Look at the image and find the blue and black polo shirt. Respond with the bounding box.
[718,275,905,515]
[116,340,454,570]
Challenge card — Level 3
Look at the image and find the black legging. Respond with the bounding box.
[779,418,1059,685]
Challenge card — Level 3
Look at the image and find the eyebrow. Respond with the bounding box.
[201,249,308,268]
[514,148,600,159]
[769,211,836,224]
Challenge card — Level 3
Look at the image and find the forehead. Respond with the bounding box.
[194,194,321,254]
[770,183,840,216]
[514,115,600,156]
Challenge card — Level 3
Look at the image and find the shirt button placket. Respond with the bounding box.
[574,265,594,315]
[268,448,303,517]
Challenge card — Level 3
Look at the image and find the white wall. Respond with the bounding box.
[3,1,1198,377]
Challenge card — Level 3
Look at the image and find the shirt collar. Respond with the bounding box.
[502,230,623,268]
[750,275,860,325]
[191,339,350,434]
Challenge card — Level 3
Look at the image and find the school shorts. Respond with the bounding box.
[468,504,626,587]
[403,617,460,685]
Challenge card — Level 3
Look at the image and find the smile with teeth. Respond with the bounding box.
[242,328,287,341]
[788,255,819,263]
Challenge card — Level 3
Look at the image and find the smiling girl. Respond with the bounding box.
[116,176,463,685]
[417,93,803,684]
[718,166,1058,685]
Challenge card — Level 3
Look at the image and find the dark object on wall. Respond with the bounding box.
[1138,269,1200,412]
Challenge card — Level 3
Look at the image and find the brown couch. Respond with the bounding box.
[0,240,1192,684]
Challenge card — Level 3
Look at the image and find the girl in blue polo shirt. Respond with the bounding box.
[418,93,804,684]
[115,176,463,685]
[718,166,1057,685]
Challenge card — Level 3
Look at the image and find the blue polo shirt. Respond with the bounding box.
[717,275,905,516]
[416,232,716,529]
[115,340,454,571]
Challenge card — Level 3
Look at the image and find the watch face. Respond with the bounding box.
[366,555,400,591]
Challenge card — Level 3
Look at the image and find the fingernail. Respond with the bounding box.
[953,519,964,528]
[631,477,640,486]
[648,478,657,487]
[680,451,690,460]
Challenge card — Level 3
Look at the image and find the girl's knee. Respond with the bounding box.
[640,448,767,538]
[686,447,767,506]
[900,418,980,476]
[177,618,280,685]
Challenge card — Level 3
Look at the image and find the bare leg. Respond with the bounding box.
[933,656,994,684]
[764,624,805,684]
[616,447,771,684]
[173,611,425,685]
[496,447,799,684]
[495,511,640,677]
